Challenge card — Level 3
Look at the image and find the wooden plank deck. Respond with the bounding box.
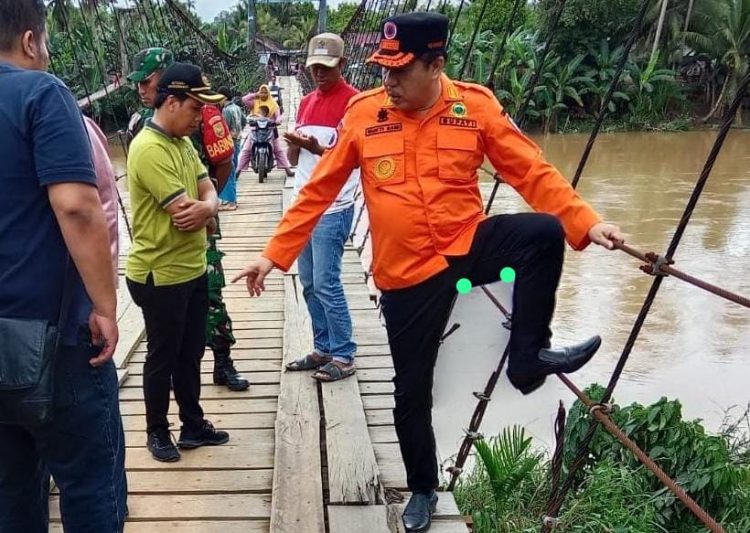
[51,76,469,532]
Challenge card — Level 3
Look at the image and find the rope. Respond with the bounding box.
[615,242,750,308]
[448,0,466,48]
[515,0,567,127]
[57,1,94,107]
[540,402,566,532]
[556,375,727,533]
[164,0,238,60]
[484,0,567,212]
[570,0,651,189]
[485,0,523,87]
[133,0,158,47]
[544,67,750,529]
[458,0,490,80]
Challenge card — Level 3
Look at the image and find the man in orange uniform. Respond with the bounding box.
[234,12,624,532]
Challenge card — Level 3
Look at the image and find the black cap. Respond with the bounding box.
[367,12,449,69]
[157,63,225,104]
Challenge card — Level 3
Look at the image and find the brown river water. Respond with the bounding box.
[109,129,750,448]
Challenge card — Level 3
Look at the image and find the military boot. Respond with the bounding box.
[213,352,250,391]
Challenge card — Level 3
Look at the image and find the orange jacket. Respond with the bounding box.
[263,75,602,290]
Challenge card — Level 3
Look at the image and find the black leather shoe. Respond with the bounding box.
[402,490,438,532]
[511,335,602,395]
[213,353,250,391]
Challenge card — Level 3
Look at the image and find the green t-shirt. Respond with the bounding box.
[126,121,209,286]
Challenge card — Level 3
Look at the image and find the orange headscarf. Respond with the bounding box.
[253,84,280,117]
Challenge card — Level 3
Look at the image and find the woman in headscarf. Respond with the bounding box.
[238,84,294,177]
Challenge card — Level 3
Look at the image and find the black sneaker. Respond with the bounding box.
[147,429,180,462]
[177,420,230,449]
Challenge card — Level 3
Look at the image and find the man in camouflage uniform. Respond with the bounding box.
[127,48,249,391]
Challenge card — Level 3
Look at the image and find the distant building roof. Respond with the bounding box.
[255,35,284,53]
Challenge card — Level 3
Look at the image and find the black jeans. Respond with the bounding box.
[0,331,127,532]
[379,213,565,492]
[127,273,208,434]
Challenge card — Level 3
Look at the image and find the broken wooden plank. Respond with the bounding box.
[269,275,325,533]
[323,376,384,504]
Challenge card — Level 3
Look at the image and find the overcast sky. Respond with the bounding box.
[194,0,349,23]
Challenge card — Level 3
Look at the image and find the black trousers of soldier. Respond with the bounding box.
[379,213,565,492]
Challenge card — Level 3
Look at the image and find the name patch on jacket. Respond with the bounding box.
[439,117,478,129]
[365,123,403,136]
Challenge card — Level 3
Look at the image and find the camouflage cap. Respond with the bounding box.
[127,47,175,83]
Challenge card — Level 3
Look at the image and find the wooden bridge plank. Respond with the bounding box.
[328,505,394,533]
[125,445,273,470]
[118,384,280,401]
[124,469,273,494]
[269,274,325,533]
[120,412,276,432]
[119,398,278,416]
[50,494,271,520]
[323,375,384,504]
[66,521,270,533]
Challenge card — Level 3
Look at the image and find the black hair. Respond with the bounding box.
[154,91,189,109]
[417,50,448,67]
[218,86,232,99]
[258,105,270,115]
[0,0,47,52]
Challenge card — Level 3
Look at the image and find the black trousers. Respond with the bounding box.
[379,213,565,492]
[127,273,208,434]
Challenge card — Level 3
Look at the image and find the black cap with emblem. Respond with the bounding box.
[157,63,225,105]
[367,12,449,69]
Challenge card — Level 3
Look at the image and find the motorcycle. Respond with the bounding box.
[248,116,276,183]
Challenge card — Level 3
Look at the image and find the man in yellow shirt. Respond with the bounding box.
[127,63,230,463]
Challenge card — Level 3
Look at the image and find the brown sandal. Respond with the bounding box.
[312,361,356,382]
[286,353,331,371]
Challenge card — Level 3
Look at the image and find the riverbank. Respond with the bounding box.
[453,390,750,533]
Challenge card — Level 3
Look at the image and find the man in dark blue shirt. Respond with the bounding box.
[0,1,126,531]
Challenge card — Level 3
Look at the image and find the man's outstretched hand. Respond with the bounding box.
[232,256,275,297]
[283,131,324,156]
[588,222,625,250]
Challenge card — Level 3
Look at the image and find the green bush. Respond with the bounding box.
[456,392,750,532]
[565,385,750,531]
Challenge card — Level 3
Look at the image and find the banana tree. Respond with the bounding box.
[683,0,750,123]
[496,68,543,123]
[585,39,632,113]
[538,54,593,133]
[625,52,679,117]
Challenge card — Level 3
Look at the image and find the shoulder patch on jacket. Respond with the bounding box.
[452,80,496,100]
[346,86,386,112]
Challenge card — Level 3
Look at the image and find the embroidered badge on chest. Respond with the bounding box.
[374,157,397,181]
[450,102,468,118]
[377,109,389,123]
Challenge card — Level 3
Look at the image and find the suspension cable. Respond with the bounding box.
[570,0,651,189]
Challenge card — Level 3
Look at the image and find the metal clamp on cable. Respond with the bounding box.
[543,516,561,528]
[473,391,491,402]
[446,466,462,476]
[641,252,673,277]
[464,430,484,441]
[588,402,613,416]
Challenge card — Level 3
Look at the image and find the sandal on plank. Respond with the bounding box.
[312,361,356,382]
[286,353,331,371]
